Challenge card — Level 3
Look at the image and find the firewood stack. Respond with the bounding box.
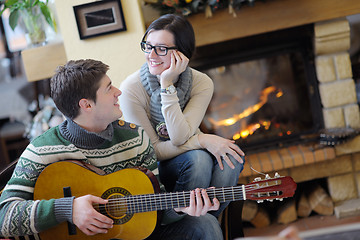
[242,183,334,227]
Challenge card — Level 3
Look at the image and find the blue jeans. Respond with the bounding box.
[158,149,244,217]
[147,214,223,240]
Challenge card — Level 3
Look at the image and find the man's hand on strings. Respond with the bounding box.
[175,188,220,216]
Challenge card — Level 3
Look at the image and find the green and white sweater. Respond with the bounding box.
[0,118,183,239]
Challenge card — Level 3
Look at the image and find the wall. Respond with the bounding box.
[53,0,145,88]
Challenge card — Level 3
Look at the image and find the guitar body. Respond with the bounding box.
[34,161,157,240]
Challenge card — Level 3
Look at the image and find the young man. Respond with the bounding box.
[0,59,223,239]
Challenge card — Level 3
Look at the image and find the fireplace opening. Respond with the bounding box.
[191,25,324,152]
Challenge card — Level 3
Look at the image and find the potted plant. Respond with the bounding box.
[0,0,57,46]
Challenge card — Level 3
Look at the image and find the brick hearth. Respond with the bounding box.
[239,145,336,180]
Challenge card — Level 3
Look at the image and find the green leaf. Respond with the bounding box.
[39,2,56,32]
[31,0,40,7]
[8,9,20,30]
[0,9,6,17]
[5,0,19,7]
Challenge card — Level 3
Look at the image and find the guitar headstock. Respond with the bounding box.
[245,173,297,203]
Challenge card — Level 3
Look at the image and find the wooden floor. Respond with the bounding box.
[243,214,360,238]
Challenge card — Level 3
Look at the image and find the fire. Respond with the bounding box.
[233,121,271,140]
[208,86,282,127]
[207,86,283,140]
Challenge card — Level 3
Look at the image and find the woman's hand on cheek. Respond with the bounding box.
[160,51,189,87]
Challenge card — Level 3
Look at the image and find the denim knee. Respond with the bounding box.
[182,150,213,173]
[159,150,214,192]
[184,214,223,240]
[211,154,244,187]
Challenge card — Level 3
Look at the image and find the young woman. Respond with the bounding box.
[119,14,245,217]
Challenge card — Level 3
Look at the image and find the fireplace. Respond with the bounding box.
[191,25,324,152]
[177,1,360,228]
[185,14,360,225]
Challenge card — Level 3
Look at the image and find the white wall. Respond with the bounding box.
[53,0,146,87]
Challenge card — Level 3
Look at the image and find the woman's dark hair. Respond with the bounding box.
[50,59,109,119]
[142,14,195,59]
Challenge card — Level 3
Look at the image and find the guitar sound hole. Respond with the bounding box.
[100,187,133,224]
[106,194,127,218]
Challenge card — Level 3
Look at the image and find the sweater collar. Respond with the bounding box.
[59,117,114,149]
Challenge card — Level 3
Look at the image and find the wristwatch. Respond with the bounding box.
[161,85,176,94]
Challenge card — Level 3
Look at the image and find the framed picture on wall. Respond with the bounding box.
[73,0,127,40]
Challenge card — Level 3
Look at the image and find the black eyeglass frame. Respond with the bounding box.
[140,41,177,56]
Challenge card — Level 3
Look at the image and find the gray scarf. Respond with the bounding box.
[140,63,192,140]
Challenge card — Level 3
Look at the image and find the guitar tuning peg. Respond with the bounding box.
[274,172,280,178]
[254,177,262,182]
[257,200,264,203]
[265,174,271,179]
[276,198,283,201]
[267,199,274,202]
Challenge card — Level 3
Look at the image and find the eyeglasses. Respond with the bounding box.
[140,41,177,56]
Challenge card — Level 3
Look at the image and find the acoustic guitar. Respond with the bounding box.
[34,161,297,240]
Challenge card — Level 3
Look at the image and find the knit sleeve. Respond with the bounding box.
[0,151,60,237]
[54,197,75,224]
[161,69,214,146]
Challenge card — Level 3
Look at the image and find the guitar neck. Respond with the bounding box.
[96,176,294,215]
[123,186,245,214]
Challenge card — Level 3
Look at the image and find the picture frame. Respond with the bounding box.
[73,0,127,40]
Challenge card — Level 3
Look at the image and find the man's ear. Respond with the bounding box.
[79,98,92,112]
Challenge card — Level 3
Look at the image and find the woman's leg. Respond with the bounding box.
[158,150,213,192]
[210,154,245,217]
[158,150,244,217]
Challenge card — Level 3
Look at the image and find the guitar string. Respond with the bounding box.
[100,183,283,211]
[250,166,267,176]
[101,181,280,205]
[99,189,280,215]
[102,180,272,207]
[95,176,288,214]
[102,188,253,208]
[101,191,283,214]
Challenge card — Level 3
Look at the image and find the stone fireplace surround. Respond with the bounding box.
[235,17,360,201]
[182,0,360,213]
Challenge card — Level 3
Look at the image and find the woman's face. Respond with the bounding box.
[144,30,176,76]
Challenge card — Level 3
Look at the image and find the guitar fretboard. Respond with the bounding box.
[122,185,246,214]
[98,177,288,215]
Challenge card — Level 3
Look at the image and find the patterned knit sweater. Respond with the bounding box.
[0,118,182,239]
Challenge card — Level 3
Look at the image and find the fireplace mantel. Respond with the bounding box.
[187,0,360,47]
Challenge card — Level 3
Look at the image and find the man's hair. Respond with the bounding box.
[50,59,109,119]
[142,14,195,59]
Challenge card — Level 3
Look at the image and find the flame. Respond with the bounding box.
[209,86,282,127]
[233,120,271,140]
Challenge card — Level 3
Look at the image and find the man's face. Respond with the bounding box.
[92,75,122,124]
